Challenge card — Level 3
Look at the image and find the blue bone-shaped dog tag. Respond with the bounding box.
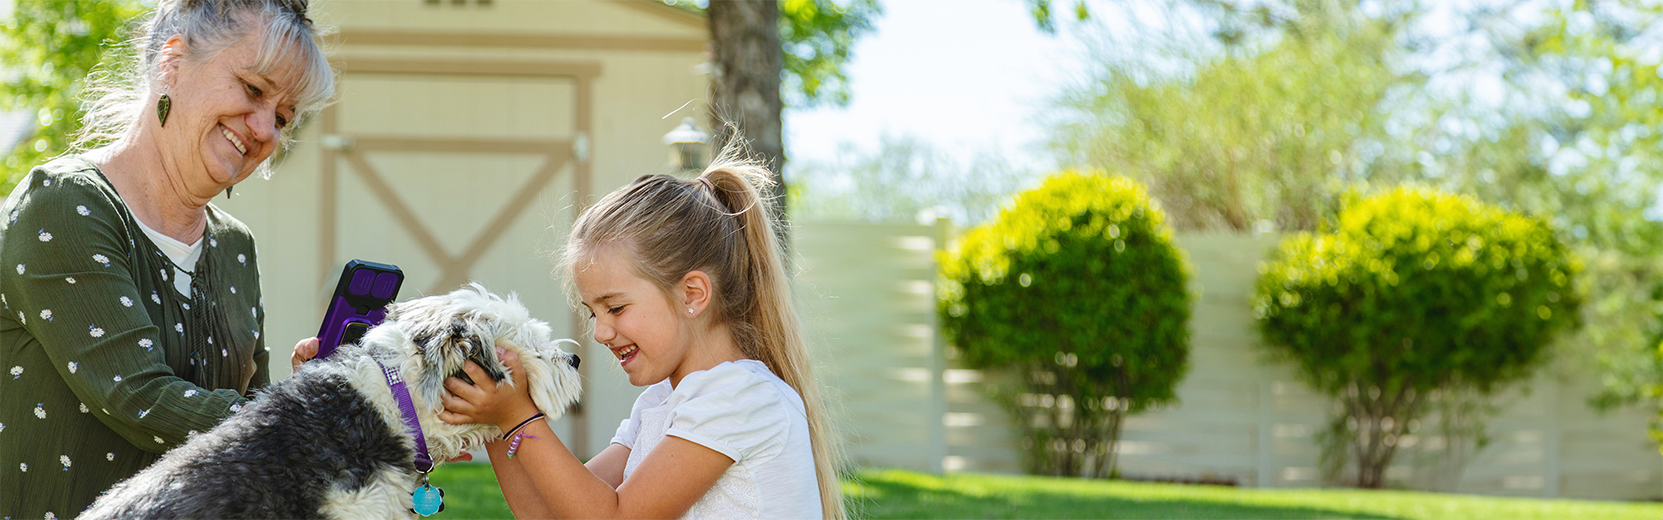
[413,484,444,516]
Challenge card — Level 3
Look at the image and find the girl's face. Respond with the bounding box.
[575,246,692,387]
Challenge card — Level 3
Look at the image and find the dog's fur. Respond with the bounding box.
[81,284,584,519]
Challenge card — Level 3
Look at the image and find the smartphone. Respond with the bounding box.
[315,259,404,359]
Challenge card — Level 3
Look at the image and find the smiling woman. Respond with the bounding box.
[0,1,333,518]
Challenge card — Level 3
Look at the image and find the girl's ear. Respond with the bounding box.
[681,270,712,317]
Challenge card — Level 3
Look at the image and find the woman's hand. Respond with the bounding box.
[441,347,540,433]
[291,337,319,373]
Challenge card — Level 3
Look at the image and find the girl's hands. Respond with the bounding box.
[441,347,541,432]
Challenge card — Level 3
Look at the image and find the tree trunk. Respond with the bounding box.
[707,0,789,249]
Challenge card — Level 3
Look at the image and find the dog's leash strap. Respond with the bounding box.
[378,361,434,473]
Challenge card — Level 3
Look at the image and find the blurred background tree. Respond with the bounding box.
[0,0,142,194]
[787,133,1038,225]
[664,0,880,243]
[940,173,1191,479]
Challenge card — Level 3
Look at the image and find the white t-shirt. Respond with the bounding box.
[610,359,821,520]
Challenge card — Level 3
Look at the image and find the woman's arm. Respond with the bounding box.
[442,355,733,519]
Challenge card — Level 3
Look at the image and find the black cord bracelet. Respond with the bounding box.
[502,412,546,440]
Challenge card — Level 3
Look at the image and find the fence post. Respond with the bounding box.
[928,217,952,473]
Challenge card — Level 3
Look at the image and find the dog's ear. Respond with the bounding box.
[410,316,507,385]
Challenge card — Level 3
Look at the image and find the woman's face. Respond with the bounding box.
[157,29,301,196]
[575,246,694,388]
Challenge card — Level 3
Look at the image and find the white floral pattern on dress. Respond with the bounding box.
[33,404,44,419]
[139,338,153,351]
[152,292,161,304]
[120,296,133,307]
[112,375,122,382]
[76,205,89,216]
[10,366,20,379]
[39,309,50,321]
[237,254,246,264]
[64,276,75,284]
[78,403,88,413]
[106,452,114,461]
[89,326,104,338]
[138,408,149,419]
[15,264,23,274]
[60,455,70,470]
[37,230,51,242]
[184,389,198,397]
[19,462,26,472]
[230,286,236,294]
[66,362,76,374]
[93,254,109,266]
[175,323,183,333]
[153,436,163,444]
[230,403,242,413]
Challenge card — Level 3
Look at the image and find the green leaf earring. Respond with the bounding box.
[157,86,171,127]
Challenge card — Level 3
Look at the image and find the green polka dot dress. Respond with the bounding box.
[0,156,268,518]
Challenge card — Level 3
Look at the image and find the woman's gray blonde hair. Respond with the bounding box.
[76,0,334,179]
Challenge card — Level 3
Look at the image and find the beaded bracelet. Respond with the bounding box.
[501,412,544,459]
[506,432,537,459]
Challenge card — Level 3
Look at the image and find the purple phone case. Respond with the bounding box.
[316,260,403,359]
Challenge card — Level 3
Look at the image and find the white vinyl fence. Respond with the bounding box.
[793,221,1663,500]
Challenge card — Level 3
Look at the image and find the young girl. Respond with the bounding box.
[439,156,844,520]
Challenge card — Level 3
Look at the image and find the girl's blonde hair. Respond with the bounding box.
[563,149,845,520]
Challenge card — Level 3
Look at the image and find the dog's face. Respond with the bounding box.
[358,283,584,459]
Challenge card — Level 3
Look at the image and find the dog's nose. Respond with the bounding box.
[569,355,581,370]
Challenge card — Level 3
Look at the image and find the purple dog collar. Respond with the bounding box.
[378,360,434,473]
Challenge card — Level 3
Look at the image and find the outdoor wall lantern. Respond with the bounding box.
[663,117,709,172]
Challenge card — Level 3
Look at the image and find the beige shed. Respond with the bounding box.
[219,0,709,459]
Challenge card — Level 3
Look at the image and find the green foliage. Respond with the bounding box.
[1050,5,1402,232]
[1254,187,1581,487]
[663,0,880,107]
[939,172,1191,478]
[0,0,143,193]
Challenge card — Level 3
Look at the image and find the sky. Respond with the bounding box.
[782,0,1092,174]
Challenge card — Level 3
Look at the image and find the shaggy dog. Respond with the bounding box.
[81,284,584,519]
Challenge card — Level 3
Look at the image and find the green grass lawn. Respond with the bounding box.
[428,463,1663,519]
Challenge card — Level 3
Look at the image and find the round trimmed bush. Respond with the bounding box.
[939,171,1191,478]
[1254,187,1581,488]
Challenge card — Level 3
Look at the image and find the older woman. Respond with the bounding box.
[0,0,332,517]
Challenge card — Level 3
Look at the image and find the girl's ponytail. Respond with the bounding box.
[701,158,846,520]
